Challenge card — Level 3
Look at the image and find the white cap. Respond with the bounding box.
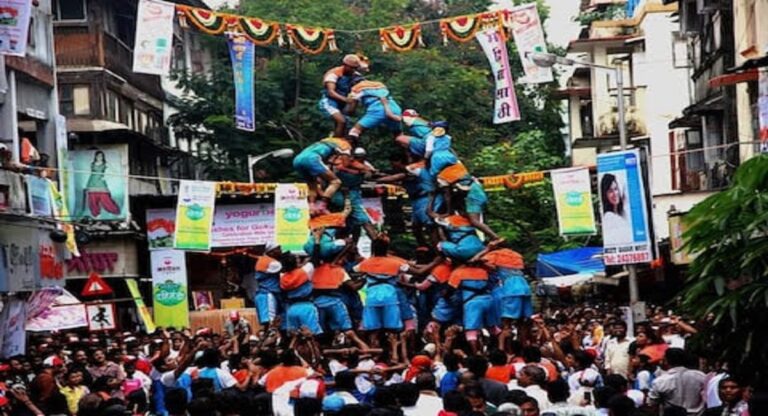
[423,343,437,356]
[265,242,280,252]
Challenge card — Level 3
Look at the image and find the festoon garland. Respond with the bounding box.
[175,5,513,54]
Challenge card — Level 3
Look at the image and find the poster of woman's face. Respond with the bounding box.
[69,144,129,220]
[599,171,634,246]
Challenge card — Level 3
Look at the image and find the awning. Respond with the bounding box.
[536,247,605,278]
[708,68,759,88]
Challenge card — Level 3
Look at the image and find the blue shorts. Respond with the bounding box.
[466,183,488,214]
[439,238,485,263]
[362,304,402,331]
[315,297,353,331]
[358,101,402,132]
[286,301,323,335]
[432,293,461,324]
[254,292,279,325]
[408,137,427,157]
[463,294,497,330]
[293,153,330,182]
[318,96,342,117]
[395,287,415,321]
[499,295,534,320]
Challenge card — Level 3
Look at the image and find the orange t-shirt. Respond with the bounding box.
[485,364,512,384]
[264,365,309,393]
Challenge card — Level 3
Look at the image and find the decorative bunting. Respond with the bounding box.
[439,12,499,45]
[177,5,229,35]
[379,23,424,52]
[285,24,337,54]
[239,17,282,46]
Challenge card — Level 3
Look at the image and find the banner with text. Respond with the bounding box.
[227,34,256,131]
[174,180,217,251]
[25,288,87,332]
[551,167,597,236]
[151,250,189,328]
[597,149,652,265]
[148,204,275,249]
[274,184,309,253]
[508,3,554,84]
[0,0,32,56]
[476,28,521,124]
[133,0,176,75]
[126,278,157,333]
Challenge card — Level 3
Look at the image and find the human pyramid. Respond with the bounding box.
[254,53,534,359]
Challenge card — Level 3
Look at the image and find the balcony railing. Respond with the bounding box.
[673,145,738,191]
[54,26,100,67]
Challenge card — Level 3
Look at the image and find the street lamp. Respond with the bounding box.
[247,148,295,183]
[527,52,628,148]
[529,51,638,304]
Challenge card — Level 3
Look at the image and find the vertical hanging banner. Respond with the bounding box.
[146,208,176,250]
[133,0,176,76]
[508,3,554,84]
[476,28,521,124]
[551,167,597,236]
[49,180,79,257]
[758,68,768,153]
[26,175,52,216]
[274,184,309,253]
[126,278,157,333]
[597,149,652,265]
[0,0,32,56]
[174,180,217,251]
[0,297,26,358]
[151,250,189,329]
[227,34,256,131]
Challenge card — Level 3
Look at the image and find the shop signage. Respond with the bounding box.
[66,249,119,274]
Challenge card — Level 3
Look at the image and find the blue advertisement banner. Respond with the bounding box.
[597,149,652,265]
[227,34,255,132]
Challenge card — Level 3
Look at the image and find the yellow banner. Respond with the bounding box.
[126,278,157,333]
[274,184,309,253]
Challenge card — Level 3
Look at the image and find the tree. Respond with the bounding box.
[169,0,573,259]
[679,155,768,382]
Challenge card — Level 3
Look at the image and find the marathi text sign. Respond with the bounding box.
[151,250,189,329]
[476,28,521,124]
[174,180,217,251]
[551,167,596,236]
[274,184,309,253]
[227,34,256,131]
[508,3,554,84]
[133,0,176,76]
[597,149,652,265]
[0,0,32,56]
[148,204,275,249]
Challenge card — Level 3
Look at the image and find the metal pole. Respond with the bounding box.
[615,66,640,304]
[248,155,256,184]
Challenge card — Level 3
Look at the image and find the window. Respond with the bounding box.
[59,85,90,116]
[53,0,87,21]
[672,32,689,68]
[104,90,120,122]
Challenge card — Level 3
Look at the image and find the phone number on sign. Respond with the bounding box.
[604,251,651,265]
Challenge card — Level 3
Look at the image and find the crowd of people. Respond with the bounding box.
[0,55,763,416]
[1,305,764,415]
